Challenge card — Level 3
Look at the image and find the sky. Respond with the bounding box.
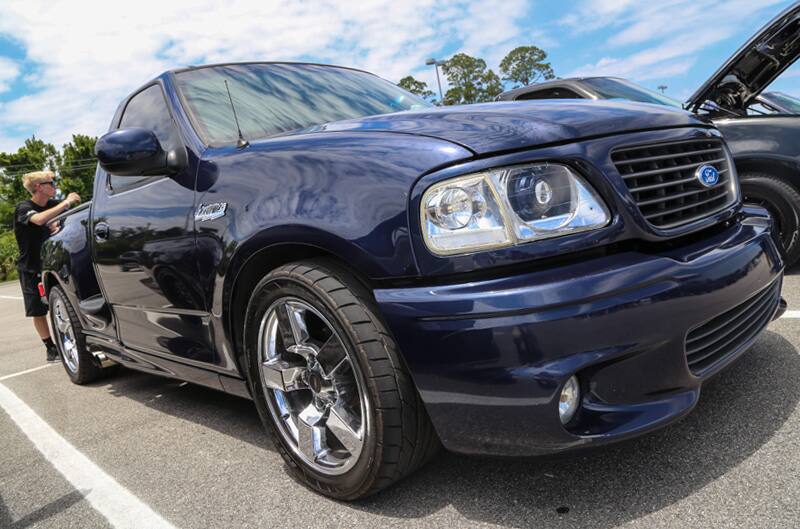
[0,0,796,153]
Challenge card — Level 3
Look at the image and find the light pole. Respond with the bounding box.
[426,58,445,103]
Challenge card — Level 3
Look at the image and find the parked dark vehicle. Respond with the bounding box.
[499,3,800,266]
[499,76,685,108]
[753,91,800,115]
[41,61,785,500]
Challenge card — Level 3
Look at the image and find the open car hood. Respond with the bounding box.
[686,3,800,113]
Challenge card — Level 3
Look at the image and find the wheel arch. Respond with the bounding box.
[734,155,800,190]
[225,242,377,378]
[42,270,60,296]
[42,271,89,331]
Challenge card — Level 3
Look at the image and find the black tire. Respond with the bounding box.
[741,172,800,267]
[48,286,104,384]
[244,259,440,500]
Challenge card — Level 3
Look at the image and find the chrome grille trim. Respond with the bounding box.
[624,147,720,164]
[643,193,728,221]
[612,138,737,229]
[620,157,727,179]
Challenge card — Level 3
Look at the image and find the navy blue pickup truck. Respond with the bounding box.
[41,62,786,499]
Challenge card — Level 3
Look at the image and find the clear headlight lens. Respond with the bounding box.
[421,163,610,256]
[422,175,511,255]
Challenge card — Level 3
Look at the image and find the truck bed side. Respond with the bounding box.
[41,202,110,333]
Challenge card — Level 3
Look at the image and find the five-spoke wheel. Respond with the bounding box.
[258,298,368,475]
[48,286,104,384]
[245,260,439,499]
[52,295,80,373]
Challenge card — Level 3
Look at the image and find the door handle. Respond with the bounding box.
[94,222,110,242]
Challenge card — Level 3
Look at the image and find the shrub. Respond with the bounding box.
[0,230,19,281]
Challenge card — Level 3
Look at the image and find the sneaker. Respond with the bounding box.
[46,345,60,362]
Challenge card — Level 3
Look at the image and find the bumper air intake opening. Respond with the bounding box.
[685,280,781,376]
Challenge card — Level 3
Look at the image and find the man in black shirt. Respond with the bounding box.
[14,170,80,362]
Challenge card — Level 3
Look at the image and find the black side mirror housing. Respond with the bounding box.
[95,128,183,176]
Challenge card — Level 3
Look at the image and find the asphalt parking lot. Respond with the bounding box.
[1,270,799,529]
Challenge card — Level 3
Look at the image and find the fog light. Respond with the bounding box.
[559,376,580,425]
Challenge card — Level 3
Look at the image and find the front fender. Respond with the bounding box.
[223,224,400,284]
[195,131,473,378]
[716,117,800,186]
[195,130,473,300]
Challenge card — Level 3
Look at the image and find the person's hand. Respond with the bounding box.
[65,192,81,207]
[49,223,61,235]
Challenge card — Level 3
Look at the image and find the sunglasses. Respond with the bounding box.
[39,181,55,187]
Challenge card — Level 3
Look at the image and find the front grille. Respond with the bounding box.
[685,281,780,375]
[612,138,736,229]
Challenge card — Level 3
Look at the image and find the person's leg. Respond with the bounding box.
[19,271,58,361]
[33,315,58,361]
[32,315,51,339]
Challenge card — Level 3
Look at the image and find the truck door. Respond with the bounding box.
[91,83,212,364]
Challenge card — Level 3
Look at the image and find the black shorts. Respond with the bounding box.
[18,269,47,317]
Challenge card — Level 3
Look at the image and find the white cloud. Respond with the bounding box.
[564,0,788,83]
[0,57,19,93]
[0,0,531,150]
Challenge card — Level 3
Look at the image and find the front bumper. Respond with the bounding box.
[375,208,784,456]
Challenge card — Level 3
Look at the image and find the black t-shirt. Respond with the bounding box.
[14,199,58,272]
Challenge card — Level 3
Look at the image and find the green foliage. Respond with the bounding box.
[398,75,435,101]
[0,136,59,228]
[0,134,97,229]
[57,134,97,200]
[441,53,504,105]
[499,46,555,88]
[0,134,98,280]
[0,230,18,282]
[482,70,503,101]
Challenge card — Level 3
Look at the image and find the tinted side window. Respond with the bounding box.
[516,88,584,100]
[109,85,180,191]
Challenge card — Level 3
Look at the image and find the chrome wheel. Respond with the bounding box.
[52,297,78,373]
[258,297,369,475]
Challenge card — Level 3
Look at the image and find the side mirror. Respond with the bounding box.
[95,128,182,176]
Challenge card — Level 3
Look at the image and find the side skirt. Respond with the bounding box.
[83,334,252,400]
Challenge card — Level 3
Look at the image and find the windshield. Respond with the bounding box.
[175,63,432,145]
[761,91,800,113]
[582,78,683,108]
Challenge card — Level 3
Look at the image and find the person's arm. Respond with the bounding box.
[28,193,81,226]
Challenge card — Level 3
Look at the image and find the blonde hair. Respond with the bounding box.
[22,170,56,194]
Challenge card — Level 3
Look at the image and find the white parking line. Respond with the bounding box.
[0,383,177,529]
[0,295,23,300]
[0,364,53,381]
[782,310,800,318]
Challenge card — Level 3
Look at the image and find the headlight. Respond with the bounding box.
[422,174,512,255]
[421,163,610,256]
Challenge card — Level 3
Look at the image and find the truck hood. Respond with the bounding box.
[686,3,800,112]
[313,100,706,155]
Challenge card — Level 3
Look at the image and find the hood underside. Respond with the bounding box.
[686,3,800,113]
[314,100,707,155]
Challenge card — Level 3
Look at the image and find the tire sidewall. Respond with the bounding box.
[244,271,380,496]
[741,177,800,264]
[48,287,82,383]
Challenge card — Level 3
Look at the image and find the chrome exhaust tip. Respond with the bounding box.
[91,351,117,369]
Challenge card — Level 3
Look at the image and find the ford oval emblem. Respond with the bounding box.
[695,164,720,187]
